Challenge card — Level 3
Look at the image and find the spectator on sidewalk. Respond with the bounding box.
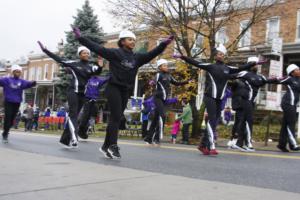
[57,107,66,130]
[44,107,51,130]
[25,105,34,132]
[32,107,40,130]
[170,119,181,144]
[178,98,193,145]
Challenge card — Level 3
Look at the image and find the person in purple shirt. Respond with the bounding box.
[0,65,36,143]
[78,76,109,141]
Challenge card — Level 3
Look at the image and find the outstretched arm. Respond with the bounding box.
[228,63,256,73]
[170,75,189,86]
[268,76,291,85]
[174,54,212,71]
[228,60,268,73]
[137,36,174,66]
[38,41,91,77]
[38,41,68,66]
[73,27,116,61]
[21,80,36,89]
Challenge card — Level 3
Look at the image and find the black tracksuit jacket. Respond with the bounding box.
[77,36,168,90]
[180,57,256,100]
[43,49,102,93]
[154,72,188,100]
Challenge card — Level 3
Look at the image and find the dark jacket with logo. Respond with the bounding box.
[154,72,188,100]
[43,49,102,94]
[78,36,168,90]
[180,57,255,100]
[277,76,300,106]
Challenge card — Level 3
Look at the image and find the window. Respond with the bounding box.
[44,64,48,80]
[297,10,300,41]
[29,67,35,81]
[239,20,251,48]
[191,34,203,57]
[266,17,280,44]
[52,63,59,79]
[51,64,56,79]
[216,27,229,44]
[37,67,42,80]
[23,70,28,79]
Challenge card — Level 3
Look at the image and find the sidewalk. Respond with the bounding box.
[0,147,299,200]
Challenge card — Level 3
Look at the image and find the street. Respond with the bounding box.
[0,131,299,200]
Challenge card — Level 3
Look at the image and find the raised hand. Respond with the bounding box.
[161,35,174,45]
[72,26,81,39]
[37,41,46,51]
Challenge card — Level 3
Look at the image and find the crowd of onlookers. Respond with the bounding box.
[12,105,67,131]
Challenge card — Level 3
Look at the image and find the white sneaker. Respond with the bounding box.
[227,139,237,148]
[60,142,72,149]
[232,139,237,146]
[231,144,248,152]
[244,146,255,152]
[227,140,233,147]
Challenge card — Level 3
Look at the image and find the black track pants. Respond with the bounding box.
[231,109,243,140]
[145,97,166,143]
[236,100,254,148]
[102,84,129,149]
[142,120,148,138]
[279,104,299,149]
[201,96,222,150]
[2,101,20,138]
[60,90,85,145]
[78,99,98,139]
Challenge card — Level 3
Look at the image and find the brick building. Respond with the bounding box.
[102,0,300,111]
[1,48,61,111]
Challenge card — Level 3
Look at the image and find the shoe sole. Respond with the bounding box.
[232,145,248,152]
[108,149,121,159]
[98,147,113,159]
[209,151,219,155]
[60,143,72,149]
[277,145,290,152]
[198,147,210,155]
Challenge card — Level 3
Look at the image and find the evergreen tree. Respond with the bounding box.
[56,0,105,101]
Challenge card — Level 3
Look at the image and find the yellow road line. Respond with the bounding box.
[14,132,300,160]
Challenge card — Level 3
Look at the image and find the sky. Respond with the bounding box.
[0,0,120,61]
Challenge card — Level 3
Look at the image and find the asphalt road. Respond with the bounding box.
[1,131,300,194]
